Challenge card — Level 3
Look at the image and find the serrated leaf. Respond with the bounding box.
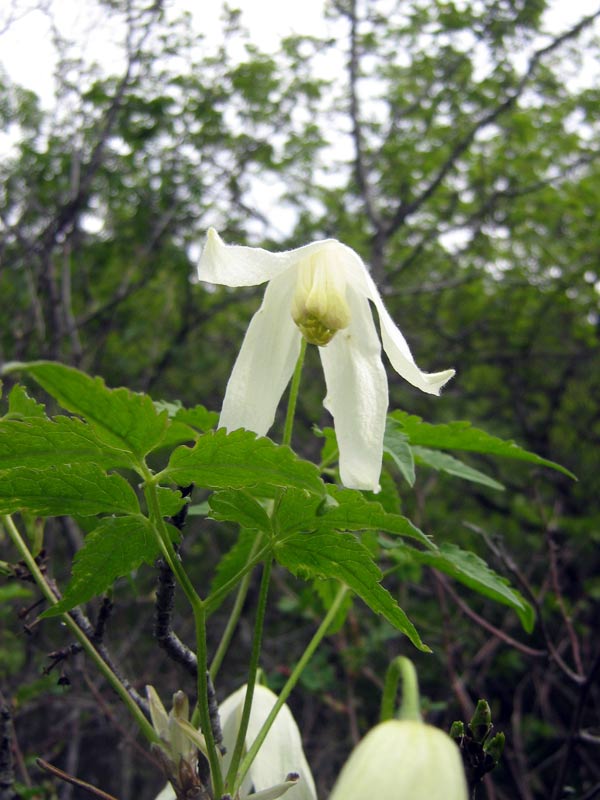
[275,530,428,651]
[407,542,534,632]
[161,429,325,495]
[315,487,435,550]
[154,400,218,432]
[0,417,133,471]
[389,412,575,479]
[209,491,272,531]
[42,516,160,616]
[156,486,187,518]
[0,465,140,516]
[3,361,168,459]
[412,446,505,491]
[6,385,47,419]
[272,489,323,535]
[383,424,415,486]
[174,405,219,432]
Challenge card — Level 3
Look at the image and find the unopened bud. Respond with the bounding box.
[469,699,492,743]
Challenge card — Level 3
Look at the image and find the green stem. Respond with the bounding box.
[282,338,307,448]
[2,514,157,745]
[226,558,273,794]
[380,655,421,723]
[235,583,348,792]
[142,479,223,798]
[205,542,271,615]
[210,534,263,682]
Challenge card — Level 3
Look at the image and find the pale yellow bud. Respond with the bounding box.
[291,247,351,346]
[329,719,468,800]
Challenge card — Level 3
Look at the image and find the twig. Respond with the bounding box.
[435,572,546,658]
[36,759,120,800]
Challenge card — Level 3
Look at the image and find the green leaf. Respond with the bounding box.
[412,446,505,491]
[314,426,339,468]
[275,530,428,651]
[0,417,133,471]
[407,542,535,632]
[271,489,323,535]
[2,362,168,459]
[6,385,47,419]
[389,412,576,479]
[161,429,325,495]
[316,487,435,550]
[151,401,218,450]
[156,486,187,518]
[173,405,219,432]
[42,516,161,616]
[383,423,416,486]
[0,465,140,516]
[209,491,272,531]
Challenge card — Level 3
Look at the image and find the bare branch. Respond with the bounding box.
[384,9,600,236]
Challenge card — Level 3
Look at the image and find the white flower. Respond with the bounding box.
[154,684,316,800]
[199,229,455,492]
[328,719,468,800]
[219,684,317,800]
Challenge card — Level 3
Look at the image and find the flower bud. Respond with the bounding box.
[291,248,351,346]
[329,719,468,800]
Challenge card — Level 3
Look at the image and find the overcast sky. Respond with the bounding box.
[1,0,598,109]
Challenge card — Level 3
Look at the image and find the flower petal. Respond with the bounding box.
[362,271,455,394]
[199,228,341,288]
[329,720,468,800]
[320,290,388,492]
[219,270,302,437]
[221,684,317,800]
[248,774,300,800]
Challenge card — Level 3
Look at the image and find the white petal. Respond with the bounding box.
[248,775,300,800]
[219,270,301,437]
[320,290,388,492]
[199,228,341,288]
[329,720,468,800]
[221,685,317,800]
[362,271,455,394]
[153,784,175,800]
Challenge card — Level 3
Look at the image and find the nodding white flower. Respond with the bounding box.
[328,719,468,800]
[219,684,317,800]
[199,229,455,492]
[153,684,316,800]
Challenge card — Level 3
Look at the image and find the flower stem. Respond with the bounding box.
[380,656,421,723]
[142,478,223,798]
[226,557,273,794]
[282,338,307,448]
[210,534,264,682]
[236,583,348,790]
[2,514,158,746]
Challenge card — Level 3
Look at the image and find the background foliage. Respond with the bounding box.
[1,0,599,798]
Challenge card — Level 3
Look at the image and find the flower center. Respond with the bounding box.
[291,249,351,346]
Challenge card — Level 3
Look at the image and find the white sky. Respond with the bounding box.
[0,0,597,239]
[1,0,598,108]
[0,0,331,107]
